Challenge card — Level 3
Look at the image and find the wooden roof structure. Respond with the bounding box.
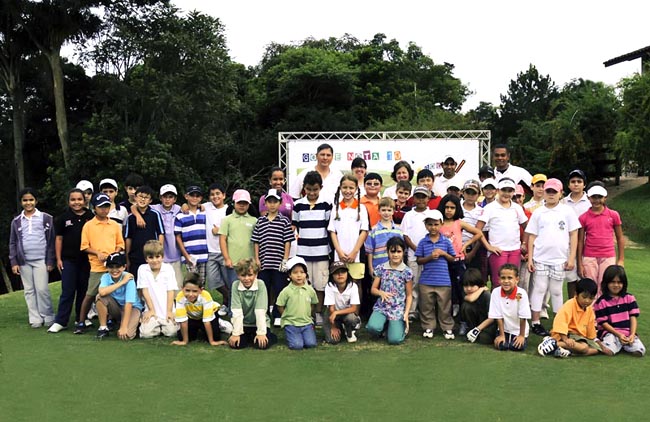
[604,45,650,72]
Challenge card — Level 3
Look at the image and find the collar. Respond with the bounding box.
[495,164,510,174]
[500,286,518,299]
[21,209,42,219]
[566,193,588,203]
[381,261,407,271]
[237,279,260,291]
[340,198,359,210]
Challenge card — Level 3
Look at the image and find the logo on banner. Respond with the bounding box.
[334,153,341,161]
[302,153,310,163]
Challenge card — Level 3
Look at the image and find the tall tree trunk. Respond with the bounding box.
[46,47,70,170]
[11,78,26,193]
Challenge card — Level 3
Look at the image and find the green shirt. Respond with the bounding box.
[218,212,256,264]
[231,279,271,335]
[276,283,318,327]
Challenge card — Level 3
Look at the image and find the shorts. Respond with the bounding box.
[569,333,602,352]
[346,262,365,280]
[305,260,329,291]
[86,271,104,296]
[564,267,579,283]
[601,333,646,356]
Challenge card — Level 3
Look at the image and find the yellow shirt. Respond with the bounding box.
[551,297,597,340]
[175,290,217,322]
[80,217,125,272]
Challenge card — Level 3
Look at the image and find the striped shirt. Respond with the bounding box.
[415,234,455,287]
[174,210,208,263]
[20,210,46,261]
[364,221,403,267]
[594,293,640,338]
[292,197,332,262]
[250,214,295,270]
[175,289,217,322]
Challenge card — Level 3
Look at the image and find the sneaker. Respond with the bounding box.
[84,319,93,327]
[218,318,233,334]
[458,321,469,337]
[73,322,85,334]
[87,304,97,319]
[217,305,229,317]
[553,346,572,358]
[443,330,455,340]
[537,336,558,356]
[315,312,324,326]
[452,304,460,317]
[47,323,66,333]
[531,323,550,337]
[354,320,361,330]
[346,330,357,343]
[423,329,434,338]
[96,328,110,339]
[540,308,549,319]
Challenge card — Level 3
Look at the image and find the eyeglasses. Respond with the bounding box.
[136,194,151,200]
[365,182,381,187]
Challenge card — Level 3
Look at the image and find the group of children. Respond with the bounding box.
[7,152,644,356]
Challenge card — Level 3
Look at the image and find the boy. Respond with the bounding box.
[538,278,609,357]
[414,169,440,210]
[392,180,412,225]
[524,174,547,213]
[174,185,209,287]
[361,172,382,228]
[204,183,230,303]
[562,169,590,298]
[150,184,183,288]
[291,171,332,327]
[365,197,403,277]
[76,193,125,334]
[228,258,277,350]
[119,172,144,209]
[95,252,144,340]
[172,272,227,346]
[415,209,456,339]
[99,178,128,226]
[124,185,164,279]
[76,180,93,209]
[526,178,580,337]
[477,263,531,351]
[137,240,178,338]
[219,189,256,289]
[462,268,496,345]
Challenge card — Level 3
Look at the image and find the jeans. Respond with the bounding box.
[54,259,90,326]
[284,324,317,350]
[366,311,406,345]
[206,253,228,290]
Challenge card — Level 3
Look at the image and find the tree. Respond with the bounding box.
[618,72,650,182]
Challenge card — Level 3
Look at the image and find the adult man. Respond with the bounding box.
[289,143,343,204]
[492,144,533,188]
[433,156,461,197]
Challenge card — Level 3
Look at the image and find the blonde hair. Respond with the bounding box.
[333,174,361,221]
[234,258,259,275]
[379,197,395,209]
[143,240,164,258]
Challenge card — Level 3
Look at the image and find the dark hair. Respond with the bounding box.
[303,170,323,187]
[576,278,598,298]
[135,185,154,196]
[124,173,144,188]
[317,143,333,154]
[492,143,509,153]
[437,194,464,220]
[598,265,628,301]
[364,172,383,185]
[386,236,406,253]
[351,157,367,169]
[498,263,519,277]
[18,187,37,201]
[182,272,203,288]
[327,266,352,289]
[395,180,412,193]
[390,160,414,182]
[208,182,225,194]
[269,166,285,178]
[462,268,485,287]
[416,169,434,181]
[586,180,605,190]
[68,188,84,201]
[333,174,361,221]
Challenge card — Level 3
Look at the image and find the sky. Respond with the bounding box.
[171,0,649,111]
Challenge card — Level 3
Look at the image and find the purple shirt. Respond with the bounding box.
[259,191,294,219]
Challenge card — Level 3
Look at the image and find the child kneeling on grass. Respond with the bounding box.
[276,256,319,350]
[95,253,143,340]
[228,259,277,350]
[172,272,227,347]
[323,262,361,344]
[538,278,611,358]
[461,268,496,345]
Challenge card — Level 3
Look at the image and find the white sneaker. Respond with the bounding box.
[443,330,455,340]
[218,305,229,317]
[84,319,93,327]
[346,330,357,343]
[47,323,66,333]
[554,346,572,358]
[423,329,434,338]
[87,304,97,319]
[452,304,460,317]
[537,336,558,356]
[218,319,233,334]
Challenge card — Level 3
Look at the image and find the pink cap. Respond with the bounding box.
[232,189,251,203]
[544,178,563,193]
[515,185,525,196]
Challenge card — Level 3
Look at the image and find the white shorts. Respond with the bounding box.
[139,315,179,338]
[305,260,329,291]
[601,333,646,356]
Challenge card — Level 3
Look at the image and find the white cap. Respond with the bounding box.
[99,178,118,190]
[423,209,443,222]
[481,178,497,189]
[587,185,608,197]
[497,178,516,190]
[285,256,307,272]
[76,180,93,192]
[159,184,177,196]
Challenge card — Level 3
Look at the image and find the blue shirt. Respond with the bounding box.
[364,222,403,267]
[99,272,144,311]
[174,210,208,263]
[415,235,455,286]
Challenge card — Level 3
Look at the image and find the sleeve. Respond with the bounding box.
[566,208,581,232]
[292,204,300,226]
[258,196,267,216]
[115,224,125,251]
[349,284,361,305]
[364,230,375,254]
[359,204,370,231]
[487,290,503,319]
[593,300,609,326]
[323,284,335,306]
[626,294,640,318]
[136,266,148,289]
[282,218,295,243]
[611,209,622,226]
[446,238,456,257]
[516,204,528,225]
[124,280,139,304]
[154,210,165,236]
[404,267,414,283]
[525,212,539,235]
[478,204,491,224]
[230,282,244,336]
[327,208,337,233]
[550,302,570,335]
[254,282,269,335]
[217,216,230,236]
[276,287,288,307]
[250,218,261,243]
[200,290,216,322]
[310,287,319,305]
[517,290,532,320]
[174,292,188,322]
[44,214,56,266]
[586,309,597,340]
[54,214,65,236]
[80,224,90,251]
[124,215,133,239]
[99,273,112,288]
[8,220,18,266]
[415,238,425,257]
[289,170,305,199]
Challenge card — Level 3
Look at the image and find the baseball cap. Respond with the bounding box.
[442,155,456,164]
[99,178,118,190]
[329,261,348,275]
[544,178,563,193]
[159,184,177,196]
[587,185,608,197]
[233,189,252,203]
[531,174,548,184]
[265,188,281,201]
[462,179,481,192]
[568,169,586,181]
[105,252,126,267]
[497,178,516,190]
[423,209,443,222]
[76,180,93,192]
[481,178,497,189]
[285,256,307,272]
[186,185,202,195]
[447,179,462,191]
[92,193,111,207]
[478,165,495,177]
[514,185,525,196]
[413,185,431,197]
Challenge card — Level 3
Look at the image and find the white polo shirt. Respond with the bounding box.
[324,282,361,311]
[494,164,533,188]
[433,174,460,197]
[400,208,430,262]
[327,201,369,263]
[525,203,581,265]
[562,193,590,218]
[137,262,178,316]
[488,286,531,336]
[203,202,227,253]
[290,167,344,204]
[461,202,484,244]
[479,200,528,251]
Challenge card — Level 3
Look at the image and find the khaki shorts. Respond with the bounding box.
[569,333,602,352]
[305,260,329,291]
[346,262,365,280]
[87,271,105,296]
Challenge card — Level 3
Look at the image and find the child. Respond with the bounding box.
[118,172,144,209]
[291,171,332,327]
[251,188,295,321]
[174,185,209,288]
[526,178,580,337]
[479,178,497,207]
[460,180,483,269]
[577,185,625,295]
[415,209,456,339]
[75,180,94,209]
[48,188,94,333]
[228,258,278,350]
[124,185,164,279]
[461,268,497,345]
[99,178,128,226]
[365,197,403,278]
[481,264,531,351]
[203,183,230,306]
[95,252,144,340]
[594,265,645,357]
[259,167,294,219]
[323,262,361,344]
[9,188,56,328]
[328,174,369,305]
[276,256,319,350]
[392,180,412,225]
[172,272,227,346]
[562,169,590,299]
[408,169,441,210]
[150,184,183,288]
[361,172,382,228]
[76,193,125,334]
[367,237,413,345]
[476,177,527,288]
[137,240,178,338]
[219,189,256,289]
[538,278,608,357]
[524,174,547,213]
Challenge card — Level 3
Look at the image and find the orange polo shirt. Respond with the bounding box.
[360,196,380,228]
[551,297,597,340]
[80,217,125,272]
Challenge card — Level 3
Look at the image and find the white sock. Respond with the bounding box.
[99,325,108,330]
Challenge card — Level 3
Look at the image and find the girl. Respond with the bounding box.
[383,160,415,200]
[366,237,413,345]
[328,175,369,296]
[259,166,294,219]
[594,265,645,357]
[9,188,56,328]
[351,157,367,196]
[476,178,527,288]
[323,262,361,344]
[437,194,485,321]
[48,189,95,333]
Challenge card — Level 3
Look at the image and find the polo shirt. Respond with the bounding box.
[231,279,271,336]
[401,208,430,262]
[594,293,639,338]
[433,175,460,197]
[578,207,621,257]
[250,214,294,270]
[218,212,256,264]
[327,199,369,263]
[415,234,455,286]
[360,195,380,228]
[525,203,581,265]
[292,197,332,262]
[562,193,590,218]
[551,297,597,339]
[175,289,217,322]
[289,167,343,204]
[461,202,483,244]
[54,208,94,261]
[364,222,403,267]
[478,200,528,251]
[99,272,144,311]
[136,262,177,316]
[174,210,208,263]
[276,282,318,327]
[494,164,533,187]
[202,202,228,253]
[80,217,125,272]
[488,286,531,336]
[125,207,165,263]
[324,281,360,311]
[150,204,181,262]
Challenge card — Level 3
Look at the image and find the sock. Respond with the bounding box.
[99,326,108,330]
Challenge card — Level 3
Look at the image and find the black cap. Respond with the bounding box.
[186,185,202,195]
[568,169,586,182]
[106,252,126,267]
[478,165,495,176]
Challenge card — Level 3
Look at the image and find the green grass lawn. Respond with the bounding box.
[2,249,650,421]
[609,182,650,244]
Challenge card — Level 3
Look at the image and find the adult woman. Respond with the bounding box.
[382,160,414,199]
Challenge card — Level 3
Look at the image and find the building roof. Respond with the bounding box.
[604,45,650,67]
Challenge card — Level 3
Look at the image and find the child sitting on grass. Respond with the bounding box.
[323,262,361,344]
[462,268,496,345]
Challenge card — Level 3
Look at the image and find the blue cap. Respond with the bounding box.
[92,193,111,207]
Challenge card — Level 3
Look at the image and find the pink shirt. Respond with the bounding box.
[440,220,464,259]
[578,207,621,258]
